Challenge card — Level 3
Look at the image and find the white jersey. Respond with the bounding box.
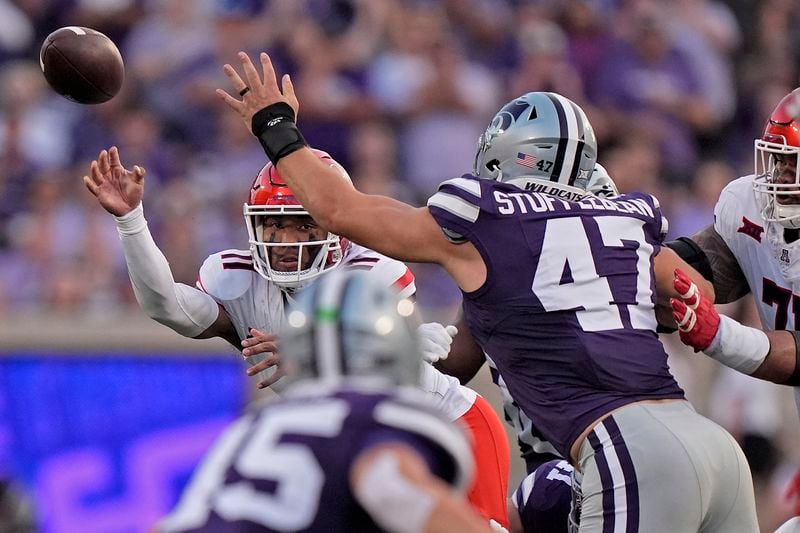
[714,174,800,411]
[196,243,475,420]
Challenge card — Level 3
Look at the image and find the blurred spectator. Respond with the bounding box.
[0,1,35,61]
[122,0,216,146]
[282,1,384,165]
[347,119,410,200]
[558,0,614,86]
[186,109,267,258]
[602,136,663,197]
[0,62,80,170]
[0,169,126,314]
[732,1,800,163]
[441,0,517,71]
[508,18,584,101]
[592,5,716,183]
[666,158,735,239]
[665,0,740,127]
[0,480,36,533]
[367,3,499,198]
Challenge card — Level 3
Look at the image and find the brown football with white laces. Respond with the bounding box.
[39,26,124,105]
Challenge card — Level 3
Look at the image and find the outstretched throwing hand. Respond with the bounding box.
[83,146,146,217]
[216,51,299,132]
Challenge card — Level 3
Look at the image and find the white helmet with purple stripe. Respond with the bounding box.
[278,270,423,388]
[474,92,598,199]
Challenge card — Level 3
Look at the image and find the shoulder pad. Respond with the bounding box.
[344,246,416,299]
[375,391,474,492]
[427,175,482,240]
[714,175,758,239]
[196,249,256,301]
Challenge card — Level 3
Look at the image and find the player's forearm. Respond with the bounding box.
[423,494,496,533]
[690,225,750,304]
[751,330,800,385]
[654,247,715,301]
[703,315,800,385]
[274,148,351,232]
[115,204,219,337]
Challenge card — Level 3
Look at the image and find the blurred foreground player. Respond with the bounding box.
[157,270,498,533]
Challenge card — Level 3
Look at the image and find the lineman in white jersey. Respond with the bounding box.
[666,90,800,415]
[82,146,510,527]
[666,88,800,529]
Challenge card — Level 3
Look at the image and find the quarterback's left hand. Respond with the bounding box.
[417,322,458,364]
[670,268,720,352]
[242,328,284,389]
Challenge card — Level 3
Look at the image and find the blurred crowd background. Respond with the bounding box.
[0,0,799,531]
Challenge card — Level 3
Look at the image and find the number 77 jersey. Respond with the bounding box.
[427,175,685,459]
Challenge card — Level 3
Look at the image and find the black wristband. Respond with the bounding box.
[250,102,308,164]
[656,323,678,334]
[784,331,800,386]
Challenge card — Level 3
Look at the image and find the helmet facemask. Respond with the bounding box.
[754,137,800,229]
[244,204,344,290]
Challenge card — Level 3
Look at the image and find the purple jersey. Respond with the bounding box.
[159,385,472,533]
[428,176,684,458]
[513,459,575,533]
[487,356,560,472]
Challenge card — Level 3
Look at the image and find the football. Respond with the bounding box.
[39,26,124,105]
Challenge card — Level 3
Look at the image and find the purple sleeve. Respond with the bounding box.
[426,175,484,243]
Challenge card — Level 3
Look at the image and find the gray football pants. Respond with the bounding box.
[575,400,758,533]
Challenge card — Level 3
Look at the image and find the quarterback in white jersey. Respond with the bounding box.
[82,146,510,527]
[198,239,476,421]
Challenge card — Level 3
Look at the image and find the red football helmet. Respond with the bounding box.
[754,88,800,228]
[244,149,351,288]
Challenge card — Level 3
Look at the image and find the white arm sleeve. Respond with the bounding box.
[115,204,219,337]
